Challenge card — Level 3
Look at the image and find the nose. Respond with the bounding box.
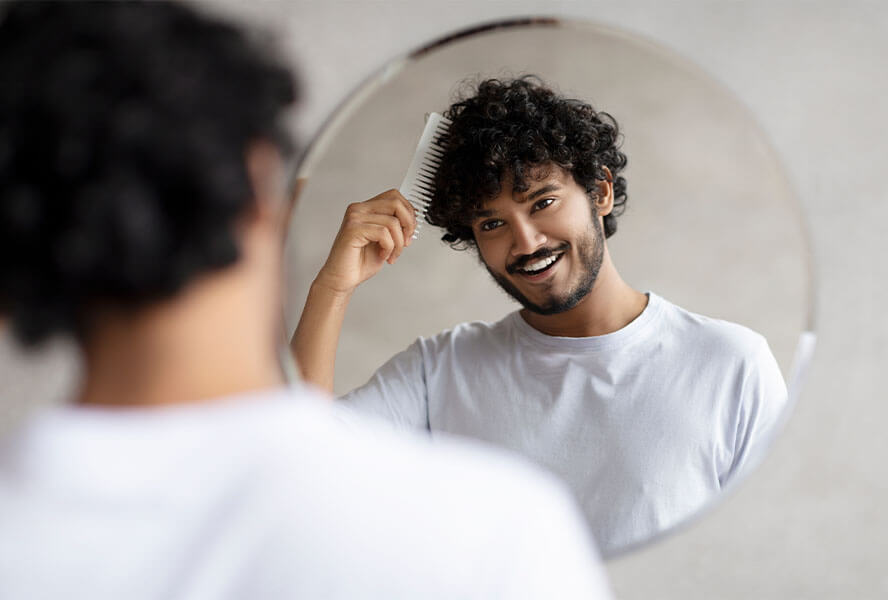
[509,217,547,257]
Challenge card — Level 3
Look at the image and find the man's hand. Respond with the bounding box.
[313,189,417,297]
[291,189,417,392]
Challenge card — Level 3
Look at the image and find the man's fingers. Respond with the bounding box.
[391,195,418,244]
[361,224,395,262]
[359,190,418,244]
[379,189,418,241]
[356,213,406,261]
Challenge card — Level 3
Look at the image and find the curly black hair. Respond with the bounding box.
[427,76,627,249]
[0,1,298,346]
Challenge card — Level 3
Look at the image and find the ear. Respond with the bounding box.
[281,176,307,236]
[245,139,286,224]
[592,166,614,217]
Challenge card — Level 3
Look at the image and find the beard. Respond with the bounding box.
[484,215,605,316]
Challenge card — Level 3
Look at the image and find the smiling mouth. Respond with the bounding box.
[516,251,564,277]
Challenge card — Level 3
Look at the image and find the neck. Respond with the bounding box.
[520,248,647,338]
[77,238,285,408]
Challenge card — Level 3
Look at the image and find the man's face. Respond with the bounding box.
[471,166,607,315]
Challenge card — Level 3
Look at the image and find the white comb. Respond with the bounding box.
[398,112,452,239]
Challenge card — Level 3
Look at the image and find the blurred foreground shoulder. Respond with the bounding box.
[240,385,613,599]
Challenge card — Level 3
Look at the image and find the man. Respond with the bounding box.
[0,6,612,597]
[293,76,787,557]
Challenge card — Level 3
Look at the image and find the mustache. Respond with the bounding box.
[506,242,570,274]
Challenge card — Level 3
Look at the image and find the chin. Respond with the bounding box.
[520,275,599,315]
[521,295,583,316]
[487,262,594,316]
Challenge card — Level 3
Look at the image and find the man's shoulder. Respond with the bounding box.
[416,313,518,352]
[240,388,602,556]
[248,397,609,597]
[5,387,607,599]
[653,294,769,359]
[245,385,576,499]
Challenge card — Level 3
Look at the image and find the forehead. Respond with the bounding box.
[485,164,574,207]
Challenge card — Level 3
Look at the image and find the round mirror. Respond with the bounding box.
[284,18,815,559]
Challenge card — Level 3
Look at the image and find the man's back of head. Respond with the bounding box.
[0,0,296,346]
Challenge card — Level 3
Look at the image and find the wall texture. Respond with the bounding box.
[2,2,884,598]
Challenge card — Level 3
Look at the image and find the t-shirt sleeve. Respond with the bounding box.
[336,339,430,430]
[723,335,789,485]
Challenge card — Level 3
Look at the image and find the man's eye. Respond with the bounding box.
[532,198,555,212]
[480,219,503,232]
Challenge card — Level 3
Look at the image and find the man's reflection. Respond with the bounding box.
[292,76,787,557]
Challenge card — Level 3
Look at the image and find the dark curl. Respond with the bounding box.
[0,1,297,345]
[427,76,628,249]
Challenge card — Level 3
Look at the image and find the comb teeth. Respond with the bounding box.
[399,113,452,239]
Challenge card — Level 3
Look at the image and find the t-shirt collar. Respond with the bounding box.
[509,291,662,352]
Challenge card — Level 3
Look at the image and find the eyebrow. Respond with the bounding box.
[472,183,562,219]
[524,183,562,202]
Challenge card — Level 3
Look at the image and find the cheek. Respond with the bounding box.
[477,240,506,270]
[561,212,596,240]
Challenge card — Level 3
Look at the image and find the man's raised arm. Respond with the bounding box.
[290,190,416,392]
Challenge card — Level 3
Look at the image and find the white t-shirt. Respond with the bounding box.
[0,385,611,599]
[340,293,788,557]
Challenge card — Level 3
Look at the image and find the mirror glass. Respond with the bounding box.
[284,19,814,559]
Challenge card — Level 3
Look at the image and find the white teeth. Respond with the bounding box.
[522,253,561,273]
